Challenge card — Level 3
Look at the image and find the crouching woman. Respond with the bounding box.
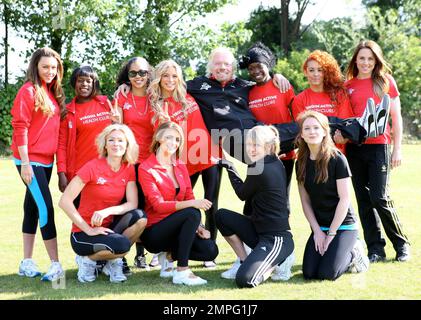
[59,124,147,283]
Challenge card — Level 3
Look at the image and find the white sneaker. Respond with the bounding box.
[173,269,207,286]
[149,253,160,268]
[18,259,41,278]
[102,258,127,283]
[158,252,174,278]
[41,261,64,282]
[76,255,97,283]
[348,239,370,273]
[221,258,241,279]
[271,252,295,281]
[203,260,216,268]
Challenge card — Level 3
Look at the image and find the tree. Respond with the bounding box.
[311,18,367,69]
[245,1,314,56]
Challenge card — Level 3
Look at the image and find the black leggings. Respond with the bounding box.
[70,209,146,256]
[190,165,223,241]
[302,230,357,281]
[216,208,294,288]
[140,208,219,267]
[16,164,56,240]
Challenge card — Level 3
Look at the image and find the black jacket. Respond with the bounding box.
[226,155,291,234]
[187,76,258,132]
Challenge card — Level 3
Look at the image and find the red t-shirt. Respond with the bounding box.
[116,92,154,163]
[153,94,221,175]
[345,74,399,145]
[73,157,136,233]
[292,88,354,154]
[74,100,111,172]
[249,81,295,160]
[138,153,195,228]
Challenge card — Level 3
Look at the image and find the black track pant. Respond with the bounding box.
[222,119,364,163]
[140,208,219,267]
[346,143,409,256]
[190,165,223,241]
[215,208,294,288]
[70,209,146,256]
[303,230,357,281]
[16,164,56,240]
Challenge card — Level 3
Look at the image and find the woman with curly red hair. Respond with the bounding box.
[292,50,359,154]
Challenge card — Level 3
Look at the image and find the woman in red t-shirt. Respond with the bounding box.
[345,40,410,263]
[11,47,65,282]
[138,122,218,286]
[292,50,360,154]
[239,42,296,197]
[115,57,155,269]
[59,124,147,283]
[147,59,222,268]
[57,66,118,197]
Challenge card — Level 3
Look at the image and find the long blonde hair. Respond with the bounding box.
[346,40,392,98]
[26,47,65,118]
[295,111,338,184]
[147,60,189,125]
[96,124,139,165]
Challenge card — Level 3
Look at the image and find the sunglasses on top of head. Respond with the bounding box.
[128,70,148,78]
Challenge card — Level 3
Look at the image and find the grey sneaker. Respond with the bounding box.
[376,94,390,135]
[396,244,410,262]
[349,240,370,273]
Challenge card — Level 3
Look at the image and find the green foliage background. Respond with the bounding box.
[0,0,420,154]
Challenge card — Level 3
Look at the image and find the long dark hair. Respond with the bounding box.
[346,40,392,99]
[295,110,338,184]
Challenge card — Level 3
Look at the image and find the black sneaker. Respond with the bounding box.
[396,244,411,262]
[122,257,132,275]
[134,254,150,270]
[368,253,386,263]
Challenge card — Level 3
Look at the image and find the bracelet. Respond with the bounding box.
[21,162,30,166]
[326,231,337,237]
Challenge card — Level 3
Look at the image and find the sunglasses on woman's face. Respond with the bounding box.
[128,70,148,78]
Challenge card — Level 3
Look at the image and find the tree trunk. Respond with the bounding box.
[3,0,9,86]
[280,0,290,55]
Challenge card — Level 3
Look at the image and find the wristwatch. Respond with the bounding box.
[326,230,337,237]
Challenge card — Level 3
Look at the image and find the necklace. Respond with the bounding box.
[130,92,148,117]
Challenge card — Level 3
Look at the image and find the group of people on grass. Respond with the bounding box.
[11,39,410,288]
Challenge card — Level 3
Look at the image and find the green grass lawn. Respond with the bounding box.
[0,145,420,300]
